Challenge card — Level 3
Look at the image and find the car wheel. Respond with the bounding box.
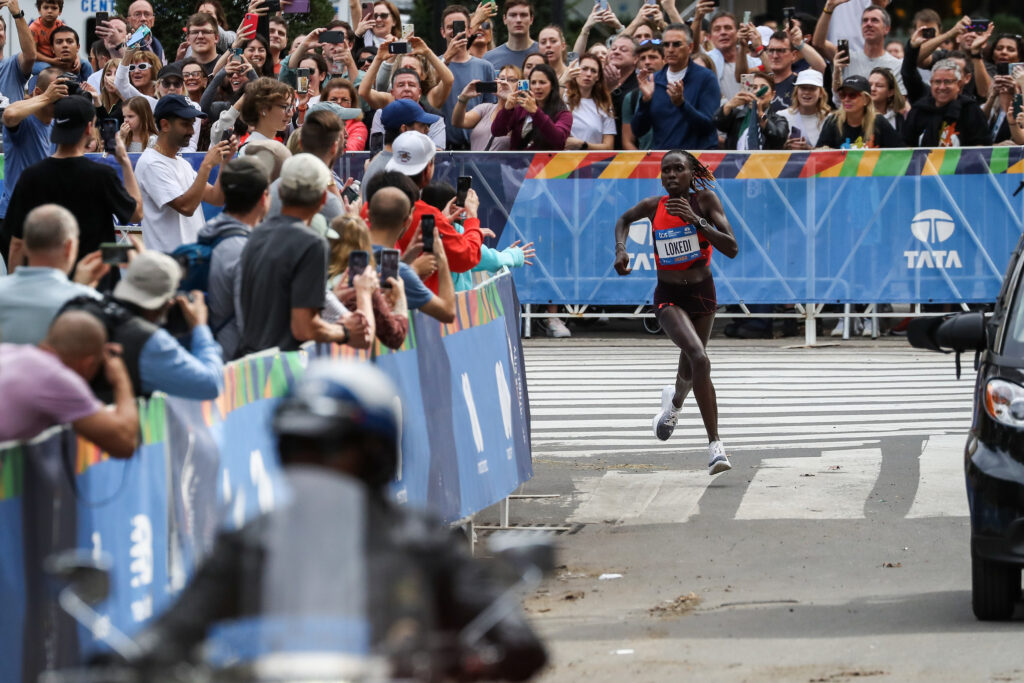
[972,556,1021,620]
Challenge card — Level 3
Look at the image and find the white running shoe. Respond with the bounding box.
[546,317,571,338]
[708,441,732,475]
[651,385,679,441]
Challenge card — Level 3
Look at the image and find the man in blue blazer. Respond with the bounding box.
[632,23,721,150]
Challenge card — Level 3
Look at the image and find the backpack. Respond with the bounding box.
[170,228,251,293]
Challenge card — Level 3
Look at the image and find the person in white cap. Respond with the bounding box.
[65,249,225,400]
[380,130,483,294]
[780,69,831,149]
[237,153,374,357]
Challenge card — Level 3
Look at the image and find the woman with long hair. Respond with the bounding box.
[453,65,520,150]
[985,33,1024,75]
[564,53,615,150]
[613,150,739,475]
[242,34,275,78]
[115,49,160,106]
[354,0,401,49]
[321,77,368,151]
[328,214,409,350]
[95,58,125,125]
[491,63,572,150]
[780,69,831,149]
[537,25,569,83]
[816,75,900,149]
[119,96,158,152]
[201,55,259,116]
[868,66,907,133]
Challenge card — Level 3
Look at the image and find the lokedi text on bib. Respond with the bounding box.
[654,224,702,267]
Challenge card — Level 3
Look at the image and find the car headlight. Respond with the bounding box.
[984,378,1024,428]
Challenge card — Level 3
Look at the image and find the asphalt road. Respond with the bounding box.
[488,335,1024,683]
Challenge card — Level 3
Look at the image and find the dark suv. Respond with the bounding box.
[909,245,1024,621]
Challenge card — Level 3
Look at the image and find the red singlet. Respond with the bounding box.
[651,195,712,271]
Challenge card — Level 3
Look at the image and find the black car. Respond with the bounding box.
[909,245,1024,620]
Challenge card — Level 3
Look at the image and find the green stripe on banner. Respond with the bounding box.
[990,146,1009,174]
[0,447,23,500]
[940,148,962,175]
[139,395,166,445]
[839,150,863,177]
[874,149,914,176]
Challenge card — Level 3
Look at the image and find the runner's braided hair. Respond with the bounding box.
[666,149,716,191]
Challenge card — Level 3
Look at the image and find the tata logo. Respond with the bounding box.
[626,219,654,270]
[904,209,962,269]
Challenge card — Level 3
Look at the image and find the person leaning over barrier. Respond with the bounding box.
[0,310,138,457]
[0,205,107,345]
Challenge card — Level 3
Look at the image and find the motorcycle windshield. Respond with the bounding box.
[202,466,372,671]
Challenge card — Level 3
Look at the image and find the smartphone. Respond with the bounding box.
[402,23,414,40]
[241,12,259,37]
[220,129,234,144]
[100,242,134,265]
[969,19,990,33]
[644,0,656,4]
[348,250,369,287]
[1010,62,1024,78]
[265,0,281,12]
[362,1,373,19]
[379,248,399,288]
[517,79,530,92]
[837,39,849,58]
[421,214,435,253]
[126,25,151,49]
[456,176,472,207]
[388,41,409,54]
[921,27,936,39]
[342,179,361,203]
[742,10,751,25]
[100,118,118,154]
[231,46,243,62]
[296,67,310,93]
[789,125,802,139]
[95,11,108,26]
[998,62,1010,76]
[320,30,346,44]
[567,51,579,64]
[476,80,498,93]
[595,0,609,10]
[452,20,466,37]
[783,7,794,24]
[1015,93,1023,118]
[369,131,384,154]
[740,72,755,93]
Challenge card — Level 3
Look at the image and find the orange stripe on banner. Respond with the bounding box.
[856,149,882,177]
[1009,159,1024,175]
[599,152,648,179]
[799,150,845,177]
[921,149,945,176]
[694,151,727,176]
[736,152,790,179]
[532,152,589,179]
[628,155,665,179]
[524,153,555,180]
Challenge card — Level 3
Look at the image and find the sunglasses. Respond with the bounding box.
[663,40,685,48]
[373,12,390,19]
[128,63,152,72]
[639,39,662,46]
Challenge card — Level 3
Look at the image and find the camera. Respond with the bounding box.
[60,72,80,96]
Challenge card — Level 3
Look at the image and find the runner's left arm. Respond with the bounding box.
[695,190,738,259]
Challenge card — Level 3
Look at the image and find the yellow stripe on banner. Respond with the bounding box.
[921,149,945,176]
[856,149,882,176]
[1008,159,1024,175]
[533,152,589,179]
[598,152,648,179]
[816,159,844,178]
[735,152,790,179]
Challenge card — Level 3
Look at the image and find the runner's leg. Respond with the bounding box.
[671,311,714,409]
[660,306,719,442]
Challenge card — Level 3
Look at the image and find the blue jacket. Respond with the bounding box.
[631,63,721,150]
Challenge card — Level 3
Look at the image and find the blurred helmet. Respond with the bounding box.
[273,360,401,488]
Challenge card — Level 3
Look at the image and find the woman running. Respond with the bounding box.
[613,150,738,475]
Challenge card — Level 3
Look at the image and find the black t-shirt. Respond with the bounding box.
[5,156,137,258]
[236,214,328,357]
[815,113,902,149]
[770,73,797,114]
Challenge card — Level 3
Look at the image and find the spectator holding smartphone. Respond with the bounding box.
[451,67,517,150]
[564,53,616,151]
[816,74,900,148]
[491,63,571,150]
[439,4,496,150]
[714,71,789,150]
[812,1,904,96]
[353,0,401,50]
[780,69,831,148]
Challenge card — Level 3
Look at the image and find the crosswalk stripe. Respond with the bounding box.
[907,435,970,518]
[567,471,711,525]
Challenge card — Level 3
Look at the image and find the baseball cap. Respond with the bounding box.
[153,94,207,123]
[219,156,269,193]
[385,131,436,176]
[839,75,870,94]
[157,64,183,82]
[113,251,182,310]
[242,139,291,181]
[51,95,95,145]
[279,153,331,195]
[794,69,823,88]
[380,99,440,130]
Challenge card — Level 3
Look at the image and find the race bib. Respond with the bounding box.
[654,224,701,266]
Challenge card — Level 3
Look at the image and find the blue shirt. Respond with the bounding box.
[138,325,224,400]
[631,63,721,151]
[0,115,54,218]
[372,245,433,310]
[0,53,30,104]
[0,266,100,344]
[443,58,497,147]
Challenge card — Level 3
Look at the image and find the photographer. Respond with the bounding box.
[64,250,224,400]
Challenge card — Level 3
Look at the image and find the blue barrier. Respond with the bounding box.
[0,273,530,682]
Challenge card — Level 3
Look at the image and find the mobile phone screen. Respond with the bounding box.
[348,250,369,287]
[380,248,400,288]
[421,215,435,253]
[320,30,346,44]
[100,118,118,153]
[100,243,133,264]
[452,20,466,37]
[456,176,472,207]
[476,81,498,94]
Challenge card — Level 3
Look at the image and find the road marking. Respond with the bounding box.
[907,434,970,518]
[735,449,883,520]
[568,470,711,525]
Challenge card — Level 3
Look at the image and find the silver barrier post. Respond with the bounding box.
[805,304,817,346]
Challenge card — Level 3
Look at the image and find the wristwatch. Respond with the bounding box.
[10,9,24,19]
[697,217,711,231]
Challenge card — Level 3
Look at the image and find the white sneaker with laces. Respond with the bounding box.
[546,317,571,338]
[830,320,845,337]
[651,385,679,441]
[708,441,732,475]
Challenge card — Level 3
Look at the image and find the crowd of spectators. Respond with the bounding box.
[0,0,1021,444]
